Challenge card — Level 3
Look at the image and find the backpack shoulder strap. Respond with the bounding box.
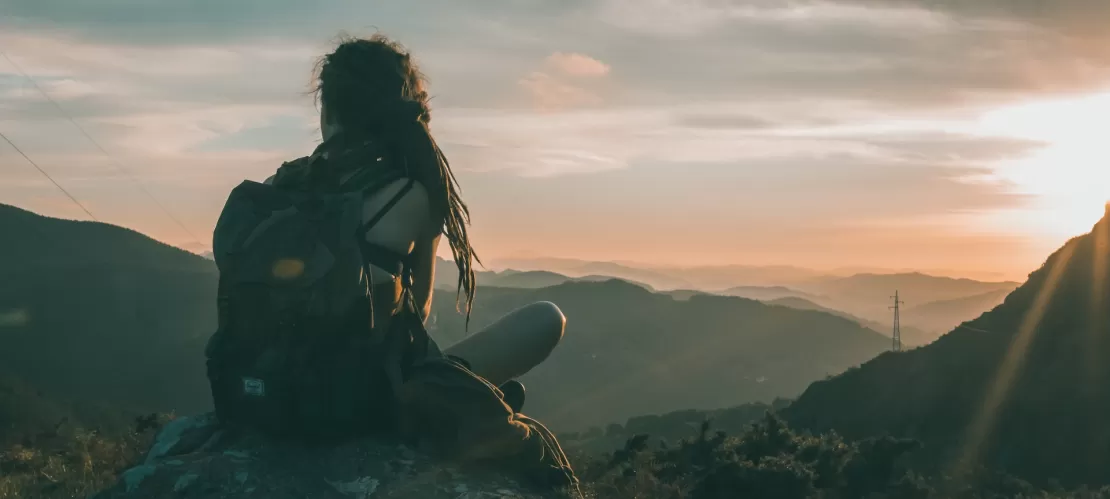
[357,178,417,278]
[360,178,416,238]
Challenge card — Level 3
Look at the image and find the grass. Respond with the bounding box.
[6,411,1110,499]
[0,415,168,499]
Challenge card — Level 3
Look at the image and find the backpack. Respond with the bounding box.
[204,137,434,441]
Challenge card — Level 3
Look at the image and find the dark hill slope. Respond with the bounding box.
[0,203,211,272]
[783,207,1110,487]
[800,272,1020,326]
[433,279,891,430]
[0,204,217,414]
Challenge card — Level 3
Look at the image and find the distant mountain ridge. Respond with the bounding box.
[492,256,692,290]
[493,256,1021,291]
[766,296,935,347]
[801,272,1020,302]
[433,257,653,291]
[789,272,1021,335]
[720,285,823,302]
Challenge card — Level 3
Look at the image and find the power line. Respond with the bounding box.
[954,323,992,334]
[0,51,204,247]
[0,128,98,221]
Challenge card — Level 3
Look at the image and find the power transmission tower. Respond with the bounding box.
[890,291,904,352]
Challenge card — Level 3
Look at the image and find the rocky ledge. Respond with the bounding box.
[91,413,554,499]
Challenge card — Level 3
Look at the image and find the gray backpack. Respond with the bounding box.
[204,138,434,440]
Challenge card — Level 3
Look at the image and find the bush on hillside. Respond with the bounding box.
[576,413,1110,499]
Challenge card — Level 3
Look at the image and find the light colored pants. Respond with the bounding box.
[443,301,566,387]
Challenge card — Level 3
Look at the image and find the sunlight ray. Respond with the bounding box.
[1089,214,1108,350]
[1084,213,1109,462]
[952,242,1078,476]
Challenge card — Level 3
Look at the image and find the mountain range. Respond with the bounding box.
[0,203,890,433]
[432,258,654,291]
[5,200,1107,492]
[430,280,890,430]
[488,255,1021,345]
[718,285,823,302]
[794,272,1019,325]
[766,296,935,347]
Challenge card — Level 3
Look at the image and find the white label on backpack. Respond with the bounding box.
[242,377,266,397]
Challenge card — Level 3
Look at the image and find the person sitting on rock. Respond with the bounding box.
[204,33,578,492]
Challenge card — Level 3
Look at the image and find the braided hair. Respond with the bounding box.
[314,34,479,325]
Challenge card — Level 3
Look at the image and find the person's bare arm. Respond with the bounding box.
[409,229,442,324]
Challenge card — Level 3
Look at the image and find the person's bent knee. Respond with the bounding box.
[530,301,565,348]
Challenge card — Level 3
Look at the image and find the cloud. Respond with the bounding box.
[853,133,1049,165]
[0,30,320,162]
[9,0,1110,114]
[596,0,952,38]
[544,52,611,77]
[839,0,1110,38]
[432,103,1042,181]
[517,71,605,111]
[675,114,781,130]
[516,53,612,111]
[583,0,1110,113]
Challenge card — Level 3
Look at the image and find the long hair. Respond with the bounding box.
[314,34,479,324]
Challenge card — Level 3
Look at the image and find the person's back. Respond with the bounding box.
[205,34,579,493]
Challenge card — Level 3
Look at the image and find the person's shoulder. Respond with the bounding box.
[360,176,435,235]
[363,177,430,210]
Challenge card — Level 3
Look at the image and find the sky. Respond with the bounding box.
[2,0,1110,281]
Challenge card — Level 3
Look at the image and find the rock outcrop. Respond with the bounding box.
[92,413,550,499]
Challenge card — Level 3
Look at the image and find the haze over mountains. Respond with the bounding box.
[902,288,1015,335]
[480,254,1021,346]
[432,258,655,292]
[766,296,936,347]
[493,256,1020,290]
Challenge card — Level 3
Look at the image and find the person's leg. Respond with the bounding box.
[444,301,566,387]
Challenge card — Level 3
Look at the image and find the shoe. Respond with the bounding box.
[499,380,526,413]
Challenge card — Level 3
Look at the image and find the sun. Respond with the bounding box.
[978,92,1110,237]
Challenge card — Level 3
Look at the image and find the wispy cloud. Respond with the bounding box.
[545,52,611,77]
